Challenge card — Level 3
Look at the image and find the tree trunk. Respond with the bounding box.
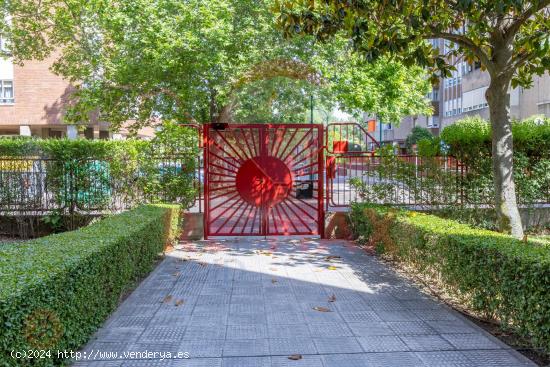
[485,78,524,238]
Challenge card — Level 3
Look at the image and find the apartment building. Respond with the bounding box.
[373,38,550,150]
[0,51,154,139]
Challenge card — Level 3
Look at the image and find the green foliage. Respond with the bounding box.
[0,204,181,366]
[350,146,464,206]
[440,116,550,206]
[440,116,492,160]
[276,1,550,89]
[405,126,433,152]
[321,52,431,123]
[349,203,550,353]
[0,0,431,127]
[0,125,200,211]
[0,138,147,160]
[416,137,441,157]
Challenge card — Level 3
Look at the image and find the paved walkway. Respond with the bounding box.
[74,239,534,367]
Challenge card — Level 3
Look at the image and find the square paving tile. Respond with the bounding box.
[412,308,459,321]
[462,350,533,366]
[139,327,186,343]
[221,356,270,367]
[347,322,395,336]
[426,319,478,334]
[364,351,426,366]
[308,322,353,337]
[228,313,266,325]
[72,362,123,367]
[222,339,269,357]
[108,316,152,329]
[400,334,455,351]
[268,338,317,355]
[184,324,226,340]
[313,337,363,354]
[387,321,436,335]
[226,324,267,339]
[267,312,305,325]
[268,323,311,338]
[322,354,370,367]
[271,355,324,367]
[375,309,421,322]
[179,339,224,358]
[94,328,144,343]
[171,359,223,367]
[121,360,172,367]
[441,333,503,350]
[357,335,410,352]
[416,351,474,366]
[340,311,381,323]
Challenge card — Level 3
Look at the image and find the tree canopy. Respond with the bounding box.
[0,0,430,130]
[276,0,550,237]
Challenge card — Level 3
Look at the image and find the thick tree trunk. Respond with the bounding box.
[485,79,524,238]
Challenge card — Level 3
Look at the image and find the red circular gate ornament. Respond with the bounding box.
[236,156,293,207]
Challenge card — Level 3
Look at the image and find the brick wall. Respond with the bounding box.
[0,55,73,130]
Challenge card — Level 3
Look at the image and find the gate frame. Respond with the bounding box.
[203,123,325,239]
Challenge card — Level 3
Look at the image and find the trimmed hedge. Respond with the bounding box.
[0,204,180,366]
[441,115,550,159]
[350,203,550,352]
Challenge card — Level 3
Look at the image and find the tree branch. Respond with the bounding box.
[426,31,495,75]
[505,0,550,38]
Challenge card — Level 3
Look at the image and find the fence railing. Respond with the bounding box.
[326,153,550,209]
[0,156,202,215]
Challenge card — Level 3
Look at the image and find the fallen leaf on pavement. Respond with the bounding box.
[172,272,180,277]
[198,262,207,267]
[324,255,341,261]
[175,299,184,307]
[328,266,337,270]
[162,295,173,303]
[312,306,332,312]
[288,354,302,360]
[272,278,278,284]
[328,294,336,302]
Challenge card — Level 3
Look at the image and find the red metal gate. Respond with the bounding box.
[204,124,324,238]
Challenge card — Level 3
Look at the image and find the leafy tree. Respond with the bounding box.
[276,0,550,238]
[0,0,430,130]
[406,126,433,152]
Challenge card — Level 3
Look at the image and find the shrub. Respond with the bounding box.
[349,203,550,353]
[440,116,550,205]
[0,124,200,212]
[0,204,180,366]
[440,115,550,160]
[405,126,433,153]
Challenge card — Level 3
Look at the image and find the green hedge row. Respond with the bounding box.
[440,115,550,159]
[0,137,148,160]
[350,203,550,353]
[0,204,180,366]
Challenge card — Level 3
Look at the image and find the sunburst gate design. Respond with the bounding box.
[204,124,324,237]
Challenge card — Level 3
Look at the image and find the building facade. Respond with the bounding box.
[0,54,154,139]
[371,38,550,150]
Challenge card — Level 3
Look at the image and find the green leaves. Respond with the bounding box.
[0,205,181,365]
[1,0,431,127]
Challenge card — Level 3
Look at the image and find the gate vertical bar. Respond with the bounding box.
[260,125,268,236]
[203,124,210,240]
[318,124,325,238]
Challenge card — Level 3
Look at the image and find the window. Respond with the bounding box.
[0,36,9,53]
[0,80,14,104]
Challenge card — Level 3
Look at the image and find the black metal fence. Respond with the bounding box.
[0,156,203,216]
[326,153,550,209]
